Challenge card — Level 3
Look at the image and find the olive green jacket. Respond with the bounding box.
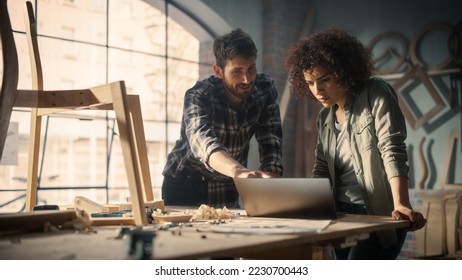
[313,77,408,248]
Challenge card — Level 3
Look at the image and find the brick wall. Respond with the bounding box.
[199,41,214,79]
[261,0,314,177]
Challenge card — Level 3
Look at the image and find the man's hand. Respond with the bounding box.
[208,150,280,179]
[235,169,279,178]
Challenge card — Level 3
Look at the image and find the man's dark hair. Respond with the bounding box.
[213,28,257,69]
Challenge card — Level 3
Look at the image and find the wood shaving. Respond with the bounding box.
[189,204,233,221]
[152,208,166,216]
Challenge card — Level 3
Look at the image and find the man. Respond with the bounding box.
[162,28,283,208]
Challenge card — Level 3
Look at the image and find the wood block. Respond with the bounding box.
[74,196,109,214]
[104,204,121,212]
[444,193,462,255]
[416,192,446,256]
[416,190,462,256]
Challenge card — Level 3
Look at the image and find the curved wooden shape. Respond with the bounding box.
[0,0,19,159]
[417,137,428,190]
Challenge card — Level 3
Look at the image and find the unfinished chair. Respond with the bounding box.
[0,0,153,225]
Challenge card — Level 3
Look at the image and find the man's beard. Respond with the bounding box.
[224,81,254,100]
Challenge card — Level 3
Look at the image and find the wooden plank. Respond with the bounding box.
[62,204,119,212]
[89,217,136,226]
[24,108,41,212]
[127,95,154,202]
[111,81,147,226]
[24,1,43,212]
[0,210,77,234]
[14,89,112,109]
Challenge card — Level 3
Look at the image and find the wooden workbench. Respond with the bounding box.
[0,213,409,260]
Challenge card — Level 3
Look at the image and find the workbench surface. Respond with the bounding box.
[0,213,409,260]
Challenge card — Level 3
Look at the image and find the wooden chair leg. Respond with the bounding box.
[127,95,154,202]
[25,110,42,212]
[111,82,147,225]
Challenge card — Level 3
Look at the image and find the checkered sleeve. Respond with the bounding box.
[183,87,225,172]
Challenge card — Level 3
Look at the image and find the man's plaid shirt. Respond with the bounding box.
[162,74,283,207]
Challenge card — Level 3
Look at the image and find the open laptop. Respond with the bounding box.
[234,177,338,219]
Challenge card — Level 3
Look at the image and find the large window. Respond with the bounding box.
[0,0,201,211]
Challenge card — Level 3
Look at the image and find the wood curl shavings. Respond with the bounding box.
[189,204,233,221]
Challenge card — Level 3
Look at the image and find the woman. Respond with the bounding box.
[285,27,426,259]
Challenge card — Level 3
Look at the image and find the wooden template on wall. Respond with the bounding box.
[392,64,446,130]
[440,130,462,190]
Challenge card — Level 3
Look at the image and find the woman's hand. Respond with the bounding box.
[391,207,427,232]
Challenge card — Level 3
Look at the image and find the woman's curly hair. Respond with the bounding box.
[285,27,372,99]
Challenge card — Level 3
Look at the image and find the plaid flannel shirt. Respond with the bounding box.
[162,74,283,207]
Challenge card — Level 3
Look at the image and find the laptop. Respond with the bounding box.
[234,177,338,219]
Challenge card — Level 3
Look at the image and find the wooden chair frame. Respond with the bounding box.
[1,1,153,225]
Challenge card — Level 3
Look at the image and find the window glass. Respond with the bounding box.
[108,48,166,121]
[37,0,107,45]
[39,37,108,89]
[0,0,200,211]
[108,0,165,55]
[167,58,199,122]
